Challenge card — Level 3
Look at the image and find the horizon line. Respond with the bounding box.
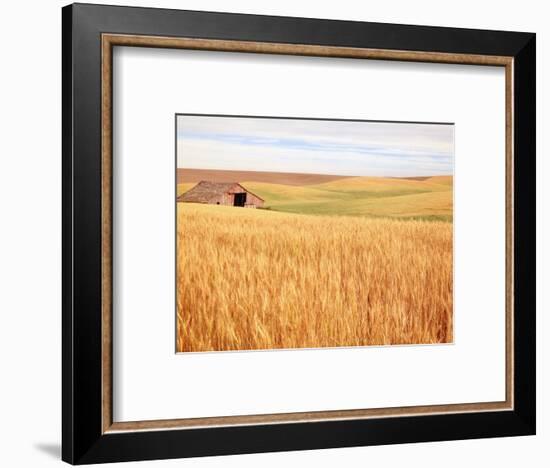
[176,167,453,179]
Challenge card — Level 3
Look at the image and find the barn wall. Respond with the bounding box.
[244,192,264,208]
[219,193,231,205]
[225,185,264,208]
[178,183,264,207]
[193,186,264,207]
[226,186,244,207]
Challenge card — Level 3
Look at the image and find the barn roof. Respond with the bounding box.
[177,181,265,203]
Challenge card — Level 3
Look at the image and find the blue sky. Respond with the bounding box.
[176,115,454,177]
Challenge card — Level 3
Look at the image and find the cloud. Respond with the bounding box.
[176,115,454,177]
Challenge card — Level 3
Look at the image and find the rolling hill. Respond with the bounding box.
[177,170,453,222]
[177,168,351,186]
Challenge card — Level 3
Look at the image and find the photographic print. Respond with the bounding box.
[176,115,453,352]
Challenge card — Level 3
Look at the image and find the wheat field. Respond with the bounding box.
[176,203,453,352]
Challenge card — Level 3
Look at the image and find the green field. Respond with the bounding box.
[178,175,453,222]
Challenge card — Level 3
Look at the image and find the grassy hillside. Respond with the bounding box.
[177,168,351,186]
[241,175,453,221]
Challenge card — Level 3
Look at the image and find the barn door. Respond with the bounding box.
[233,193,247,207]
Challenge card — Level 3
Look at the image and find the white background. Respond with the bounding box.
[114,48,505,422]
[0,0,546,467]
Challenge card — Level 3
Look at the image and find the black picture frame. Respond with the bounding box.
[62,3,536,464]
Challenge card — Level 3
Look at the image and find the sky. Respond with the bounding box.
[176,115,454,177]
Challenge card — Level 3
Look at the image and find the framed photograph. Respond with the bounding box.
[175,113,455,352]
[62,3,536,464]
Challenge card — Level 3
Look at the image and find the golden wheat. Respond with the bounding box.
[176,203,453,352]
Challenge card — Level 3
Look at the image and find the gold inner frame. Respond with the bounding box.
[101,33,514,434]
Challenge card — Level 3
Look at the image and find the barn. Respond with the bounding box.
[177,181,264,208]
